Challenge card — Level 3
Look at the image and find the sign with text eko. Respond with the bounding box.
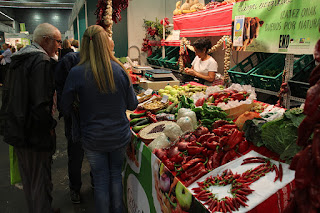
[232,0,320,54]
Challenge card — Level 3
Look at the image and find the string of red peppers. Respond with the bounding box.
[192,157,283,213]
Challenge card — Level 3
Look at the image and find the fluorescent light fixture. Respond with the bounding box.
[0,11,14,21]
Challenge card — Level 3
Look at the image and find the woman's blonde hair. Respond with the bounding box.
[62,39,71,49]
[79,25,129,93]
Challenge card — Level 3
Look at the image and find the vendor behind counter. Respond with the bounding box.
[184,38,223,86]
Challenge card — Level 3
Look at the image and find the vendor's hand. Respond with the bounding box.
[184,68,197,77]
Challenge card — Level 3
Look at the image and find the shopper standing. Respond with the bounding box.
[61,25,138,213]
[0,43,12,86]
[0,23,61,213]
[71,39,79,52]
[59,39,73,60]
[55,51,84,203]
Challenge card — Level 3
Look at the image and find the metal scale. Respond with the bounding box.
[144,69,178,81]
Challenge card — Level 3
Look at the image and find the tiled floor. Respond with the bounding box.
[0,89,95,213]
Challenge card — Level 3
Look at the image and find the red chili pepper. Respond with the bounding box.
[177,142,190,151]
[212,128,226,136]
[219,136,229,147]
[273,164,279,182]
[238,140,249,153]
[243,157,267,161]
[184,168,207,186]
[146,111,157,123]
[225,203,233,213]
[221,124,238,129]
[197,133,216,143]
[237,194,249,201]
[241,159,266,165]
[237,190,251,195]
[221,200,227,213]
[225,197,235,211]
[206,141,220,150]
[187,146,205,155]
[182,158,205,171]
[232,197,239,210]
[231,93,244,101]
[226,129,243,149]
[216,200,220,212]
[279,163,283,182]
[236,197,248,207]
[209,199,217,211]
[212,120,229,129]
[221,150,237,165]
[180,163,205,180]
[170,153,184,163]
[207,136,220,143]
[163,159,175,171]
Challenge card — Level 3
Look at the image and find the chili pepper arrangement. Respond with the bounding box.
[192,157,283,213]
[206,91,250,106]
[154,121,250,187]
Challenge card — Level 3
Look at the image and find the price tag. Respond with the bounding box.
[144,89,153,96]
[161,95,169,103]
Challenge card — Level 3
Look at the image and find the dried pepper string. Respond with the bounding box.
[192,157,284,212]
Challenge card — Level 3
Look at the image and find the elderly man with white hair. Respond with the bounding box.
[0,23,61,213]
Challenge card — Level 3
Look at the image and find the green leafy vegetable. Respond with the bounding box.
[243,118,267,147]
[260,108,305,162]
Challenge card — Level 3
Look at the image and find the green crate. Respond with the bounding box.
[289,59,316,98]
[228,52,272,85]
[293,54,314,74]
[166,57,179,70]
[250,54,286,91]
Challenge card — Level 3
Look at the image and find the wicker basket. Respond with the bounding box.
[142,98,168,113]
[137,93,153,103]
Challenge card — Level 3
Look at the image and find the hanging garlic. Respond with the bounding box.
[104,0,113,37]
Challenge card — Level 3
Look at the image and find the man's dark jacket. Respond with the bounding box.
[0,43,57,151]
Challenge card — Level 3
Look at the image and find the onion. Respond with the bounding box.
[159,173,171,192]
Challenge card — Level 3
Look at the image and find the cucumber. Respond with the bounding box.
[130,112,146,119]
[132,124,150,133]
[134,118,150,127]
[166,100,179,113]
[130,117,148,126]
[156,109,166,114]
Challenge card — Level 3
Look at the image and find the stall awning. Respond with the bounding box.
[173,4,233,37]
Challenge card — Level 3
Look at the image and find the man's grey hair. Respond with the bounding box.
[33,23,59,43]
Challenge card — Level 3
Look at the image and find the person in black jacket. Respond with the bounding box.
[0,23,61,213]
[55,51,84,203]
[59,39,74,60]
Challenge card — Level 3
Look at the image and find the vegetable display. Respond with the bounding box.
[192,157,283,213]
[153,122,249,186]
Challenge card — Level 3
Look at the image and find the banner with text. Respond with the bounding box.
[232,0,320,54]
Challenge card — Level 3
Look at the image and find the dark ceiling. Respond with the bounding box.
[0,0,75,23]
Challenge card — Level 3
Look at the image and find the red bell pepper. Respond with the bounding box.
[212,120,229,129]
[219,136,229,147]
[177,142,190,151]
[207,136,220,143]
[211,151,225,169]
[221,124,238,129]
[213,127,227,136]
[170,153,184,163]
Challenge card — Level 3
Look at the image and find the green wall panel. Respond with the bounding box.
[78,5,86,45]
[73,19,78,40]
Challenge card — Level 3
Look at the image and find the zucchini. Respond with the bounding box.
[156,109,166,114]
[132,124,150,133]
[130,117,148,126]
[134,118,150,127]
[130,112,146,119]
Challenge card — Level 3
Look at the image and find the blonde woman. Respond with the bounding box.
[61,25,138,213]
[59,39,74,59]
[71,39,79,52]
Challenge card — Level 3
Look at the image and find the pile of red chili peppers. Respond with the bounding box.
[153,121,249,186]
[191,157,283,213]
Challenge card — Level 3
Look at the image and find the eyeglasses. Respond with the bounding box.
[44,36,62,44]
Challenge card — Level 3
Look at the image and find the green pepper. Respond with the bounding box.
[187,97,194,104]
[180,95,189,108]
[176,101,182,112]
[192,107,203,113]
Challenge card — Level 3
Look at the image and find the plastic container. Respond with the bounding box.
[228,52,272,85]
[289,59,316,98]
[250,54,286,91]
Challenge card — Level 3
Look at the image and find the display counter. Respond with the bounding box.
[123,135,295,213]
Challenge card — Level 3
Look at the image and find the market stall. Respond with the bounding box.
[121,0,320,212]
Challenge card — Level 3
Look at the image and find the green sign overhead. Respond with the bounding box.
[232,0,320,54]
